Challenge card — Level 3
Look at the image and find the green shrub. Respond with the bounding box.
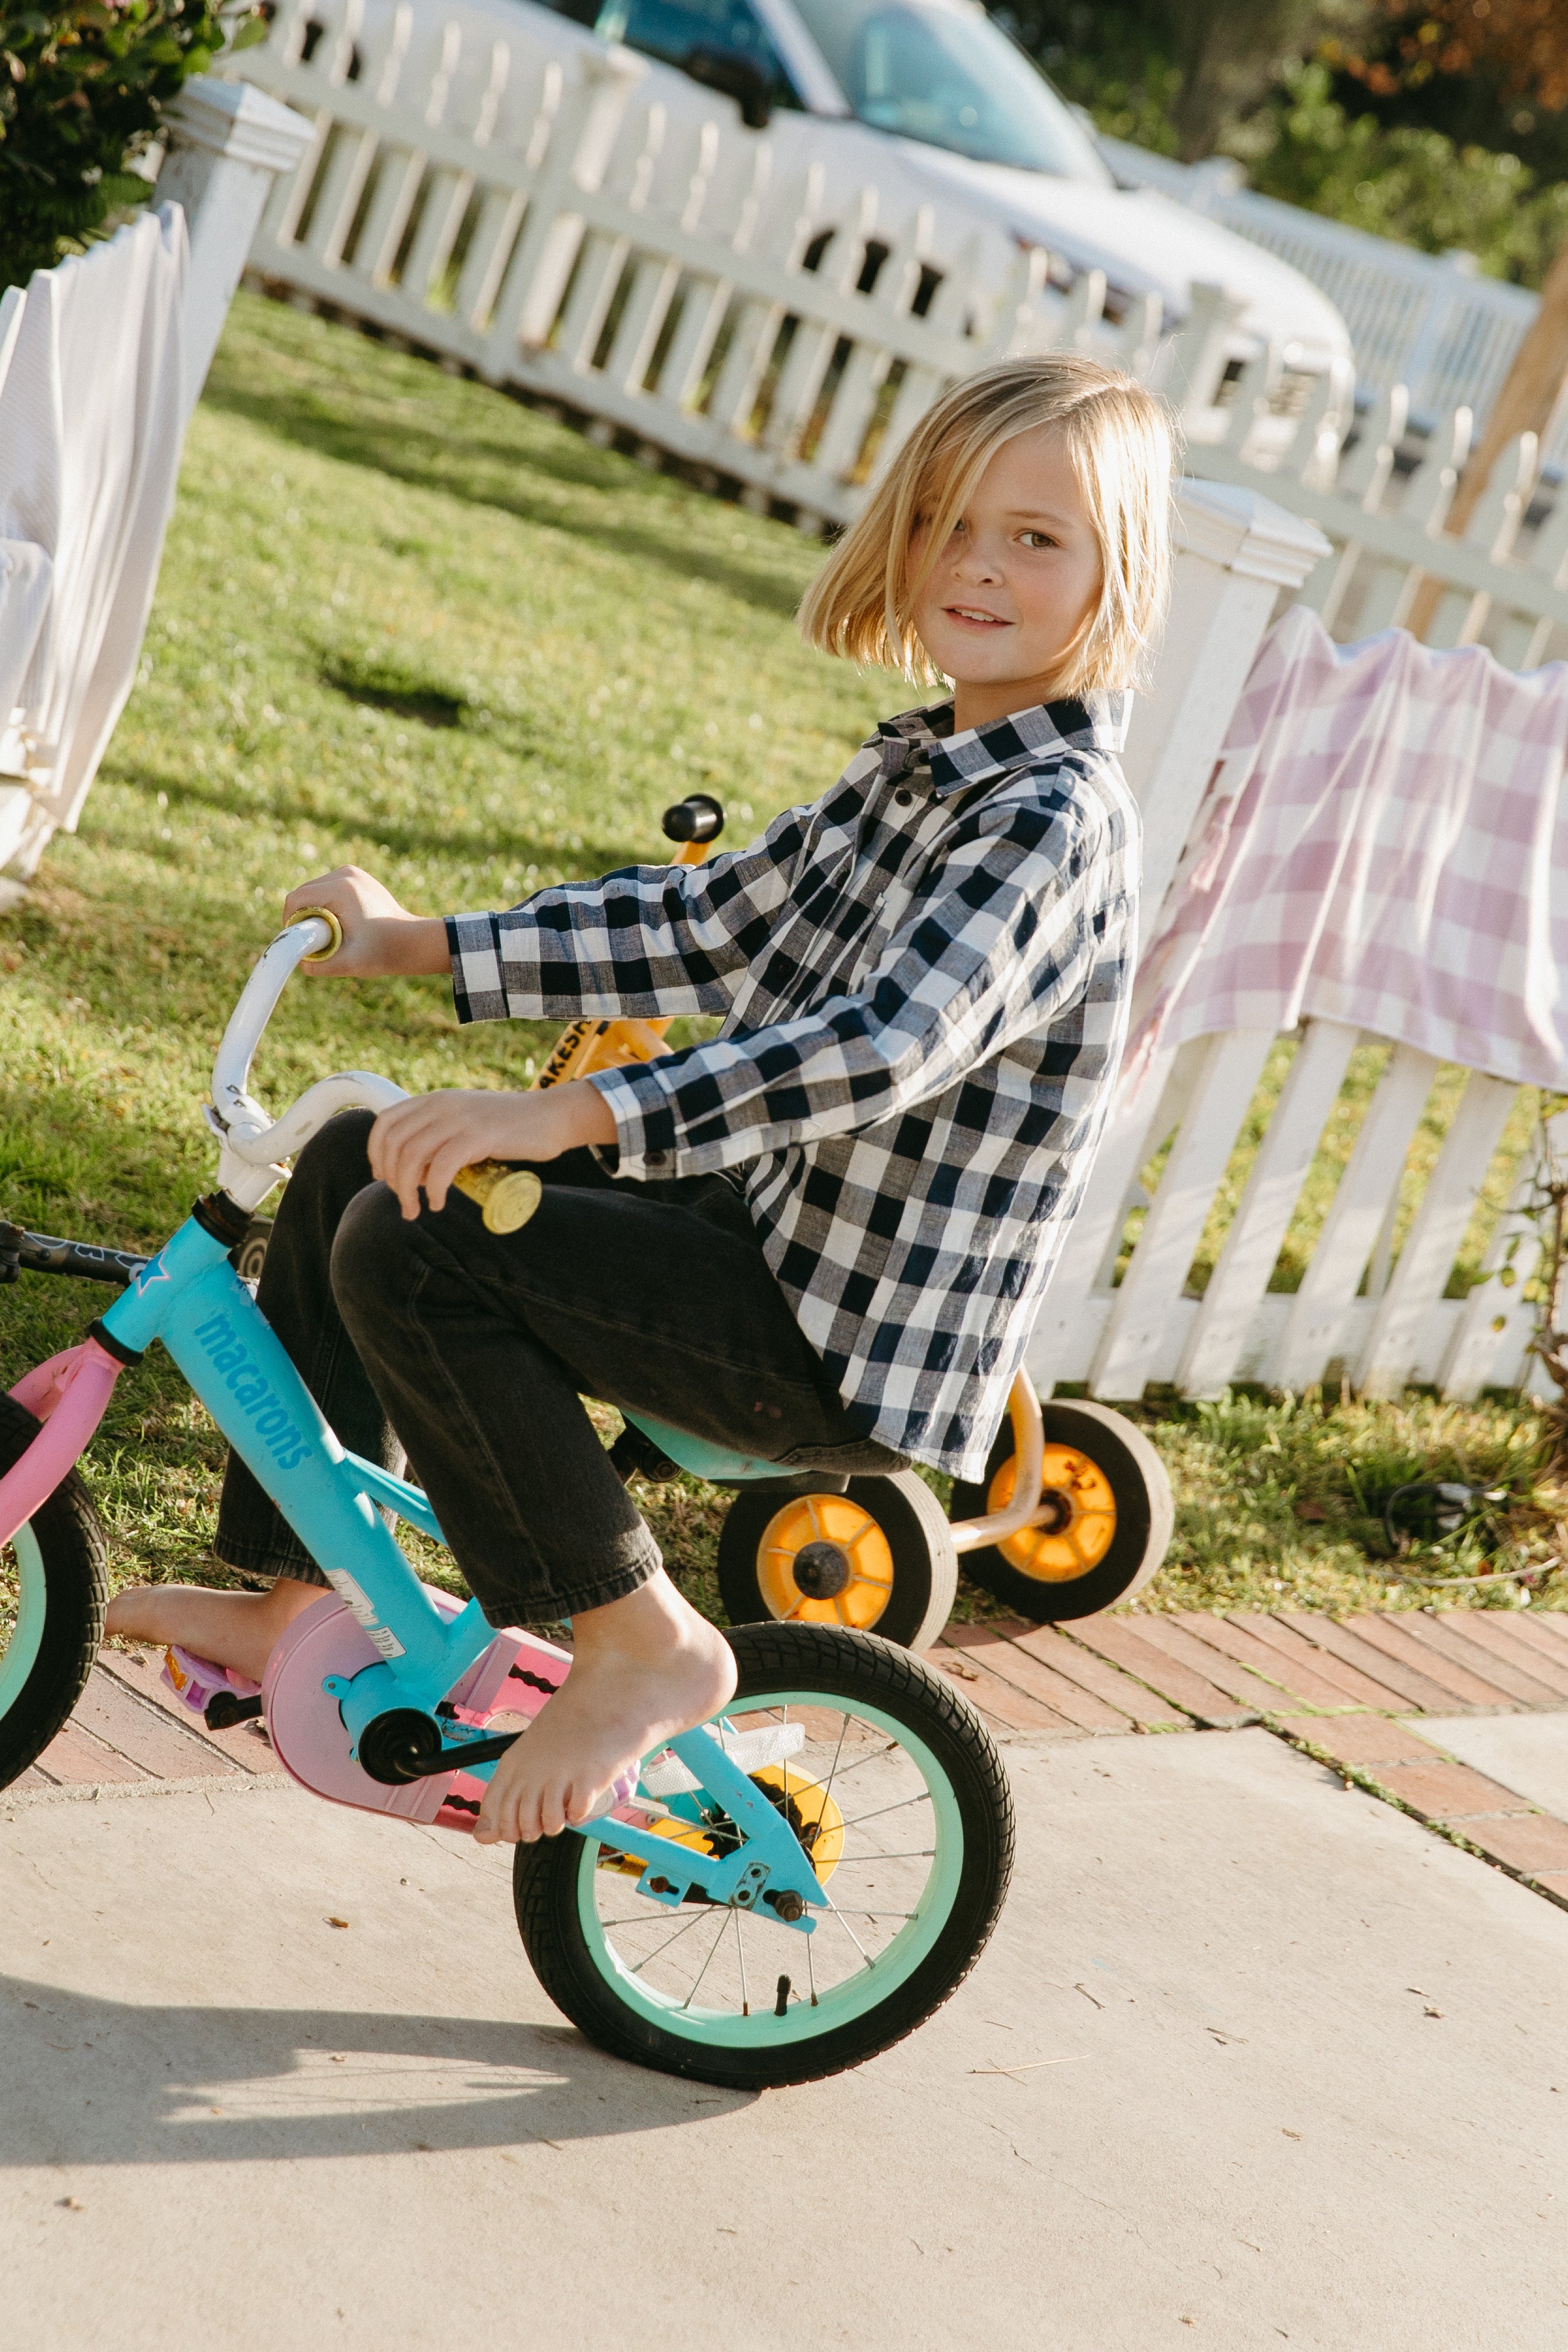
[1234,63,1568,290]
[0,2,262,293]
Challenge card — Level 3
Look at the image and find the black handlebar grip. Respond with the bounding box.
[661,793,725,845]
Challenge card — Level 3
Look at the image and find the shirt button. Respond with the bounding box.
[894,788,913,806]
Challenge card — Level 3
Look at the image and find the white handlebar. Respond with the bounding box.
[209,919,408,1210]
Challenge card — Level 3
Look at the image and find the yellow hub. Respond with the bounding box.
[597,1765,843,1884]
[750,1762,843,1880]
[755,1495,895,1630]
[987,1445,1118,1583]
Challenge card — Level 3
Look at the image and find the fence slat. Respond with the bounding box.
[1275,1043,1438,1390]
[601,251,681,399]
[1438,1174,1544,1404]
[1355,1071,1518,1395]
[1090,1028,1278,1399]
[1177,1019,1360,1397]
[451,184,527,332]
[1026,1043,1186,1383]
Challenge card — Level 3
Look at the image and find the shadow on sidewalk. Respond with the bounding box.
[0,1975,751,2166]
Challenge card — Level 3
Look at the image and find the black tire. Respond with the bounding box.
[715,1470,957,1651]
[0,1393,107,1790]
[950,1398,1173,1623]
[513,1621,1013,2090]
[231,1217,273,1288]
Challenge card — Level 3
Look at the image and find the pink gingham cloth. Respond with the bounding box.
[1125,606,1568,1092]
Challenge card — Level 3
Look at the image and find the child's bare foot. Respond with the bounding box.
[103,1574,323,1687]
[473,1571,737,1845]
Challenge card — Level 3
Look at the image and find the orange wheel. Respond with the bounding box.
[949,1400,1172,1623]
[717,1472,957,1652]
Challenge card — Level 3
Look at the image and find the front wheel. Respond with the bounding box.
[513,1622,1014,2090]
[0,1394,107,1790]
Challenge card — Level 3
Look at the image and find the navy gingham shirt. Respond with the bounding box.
[446,695,1140,1480]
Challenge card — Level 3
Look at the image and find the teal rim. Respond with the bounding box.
[0,1521,48,1721]
[574,1689,964,2050]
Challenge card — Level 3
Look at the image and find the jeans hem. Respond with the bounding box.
[211,1537,330,1590]
[481,1547,661,1628]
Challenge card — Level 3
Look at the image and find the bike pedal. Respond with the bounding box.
[162,1645,263,1728]
[205,1691,265,1731]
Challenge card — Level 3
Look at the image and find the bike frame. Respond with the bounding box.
[4,1221,825,1920]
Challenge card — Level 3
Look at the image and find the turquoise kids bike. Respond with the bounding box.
[0,892,1013,2091]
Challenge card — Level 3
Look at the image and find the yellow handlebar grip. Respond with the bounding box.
[287,906,345,964]
[451,1161,543,1235]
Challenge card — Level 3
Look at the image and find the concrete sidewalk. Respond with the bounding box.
[2,1729,1565,2352]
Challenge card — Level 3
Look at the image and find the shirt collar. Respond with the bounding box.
[869,692,1129,796]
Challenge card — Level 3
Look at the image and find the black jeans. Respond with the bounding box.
[214,1111,905,1625]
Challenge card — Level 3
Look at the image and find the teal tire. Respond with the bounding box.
[0,1394,106,1790]
[513,1622,1013,2090]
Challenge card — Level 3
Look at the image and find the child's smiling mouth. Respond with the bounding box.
[945,605,1011,629]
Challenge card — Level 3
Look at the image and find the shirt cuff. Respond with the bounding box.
[448,912,518,1024]
[585,1061,685,1181]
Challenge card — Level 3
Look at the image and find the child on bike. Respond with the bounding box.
[107,353,1173,1847]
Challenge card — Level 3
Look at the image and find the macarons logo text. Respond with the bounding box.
[191,1311,311,1472]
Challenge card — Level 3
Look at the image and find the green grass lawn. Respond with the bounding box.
[0,290,1561,1626]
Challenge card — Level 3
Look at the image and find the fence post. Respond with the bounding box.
[154,74,315,421]
[1122,478,1331,934]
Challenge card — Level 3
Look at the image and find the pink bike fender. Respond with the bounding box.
[1,1339,122,1549]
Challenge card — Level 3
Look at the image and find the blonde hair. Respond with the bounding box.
[799,354,1176,697]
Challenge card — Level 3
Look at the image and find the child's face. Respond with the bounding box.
[910,428,1103,724]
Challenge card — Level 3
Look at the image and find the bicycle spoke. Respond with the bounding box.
[819,1896,873,1968]
[588,1681,955,2026]
[837,1791,933,1831]
[680,1912,734,2011]
[812,1739,902,1783]
[834,1848,934,1862]
[816,1907,917,1921]
[818,1711,850,1820]
[624,1902,717,1975]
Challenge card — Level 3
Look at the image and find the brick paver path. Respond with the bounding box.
[17,1607,1568,1912]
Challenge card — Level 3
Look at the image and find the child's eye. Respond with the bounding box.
[1019,531,1056,551]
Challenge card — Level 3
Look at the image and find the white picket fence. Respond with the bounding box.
[228,5,1568,673]
[1187,360,1568,673]
[1024,1026,1545,1406]
[226,0,1239,530]
[1101,137,1565,472]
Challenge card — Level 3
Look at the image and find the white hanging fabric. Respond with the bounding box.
[0,204,187,877]
[1124,603,1568,1095]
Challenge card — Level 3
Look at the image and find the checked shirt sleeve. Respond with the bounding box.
[588,782,1121,1182]
[445,801,811,1025]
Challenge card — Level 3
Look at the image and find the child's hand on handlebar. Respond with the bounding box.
[369,1083,618,1218]
[282,867,451,978]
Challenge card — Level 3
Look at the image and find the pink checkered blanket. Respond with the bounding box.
[1125,606,1568,1092]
